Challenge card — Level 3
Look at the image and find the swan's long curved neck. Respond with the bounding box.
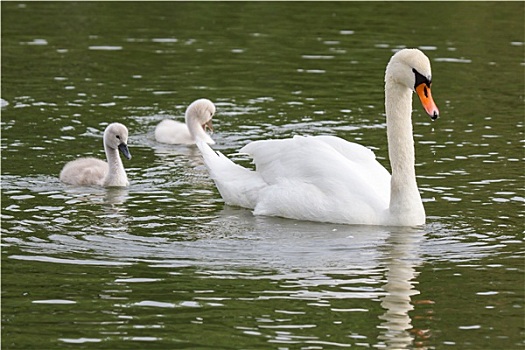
[385,81,425,224]
[186,115,213,143]
[104,146,127,186]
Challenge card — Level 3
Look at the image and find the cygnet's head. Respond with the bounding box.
[103,122,131,160]
[185,98,216,132]
[385,48,439,120]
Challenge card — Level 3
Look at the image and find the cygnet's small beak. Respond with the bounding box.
[415,83,439,120]
[203,120,214,133]
[118,143,132,160]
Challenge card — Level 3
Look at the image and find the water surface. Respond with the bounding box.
[2,2,524,349]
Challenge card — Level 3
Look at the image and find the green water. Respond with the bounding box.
[2,2,524,349]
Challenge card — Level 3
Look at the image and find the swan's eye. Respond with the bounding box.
[412,68,431,89]
[116,135,120,140]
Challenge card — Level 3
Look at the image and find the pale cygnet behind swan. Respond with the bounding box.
[60,122,131,187]
[155,98,216,145]
[196,49,439,226]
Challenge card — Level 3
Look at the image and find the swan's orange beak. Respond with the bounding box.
[203,120,213,133]
[416,83,439,120]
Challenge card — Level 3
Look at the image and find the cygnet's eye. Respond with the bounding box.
[116,135,121,140]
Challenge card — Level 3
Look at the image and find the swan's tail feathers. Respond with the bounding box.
[196,140,266,209]
[196,139,222,163]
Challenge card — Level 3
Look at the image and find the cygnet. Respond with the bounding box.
[60,122,131,187]
[155,98,215,145]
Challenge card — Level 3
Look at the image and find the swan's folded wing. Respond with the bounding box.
[59,157,108,186]
[314,135,379,163]
[240,135,391,209]
[314,135,391,193]
[241,136,339,185]
[196,141,266,209]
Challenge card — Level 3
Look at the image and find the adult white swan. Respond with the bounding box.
[196,49,439,226]
[155,98,215,145]
[60,122,131,187]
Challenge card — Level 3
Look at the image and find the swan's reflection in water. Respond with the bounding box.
[62,186,129,206]
[62,186,131,236]
[101,187,130,226]
[212,207,432,348]
[378,228,427,349]
[104,187,129,207]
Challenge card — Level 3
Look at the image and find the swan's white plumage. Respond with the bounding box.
[197,49,439,226]
[155,98,215,145]
[198,136,391,224]
[197,139,266,209]
[60,122,131,187]
[154,119,194,144]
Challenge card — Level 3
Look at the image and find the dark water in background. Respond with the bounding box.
[1,2,524,349]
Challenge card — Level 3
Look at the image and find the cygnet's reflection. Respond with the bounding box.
[104,187,129,207]
[377,227,426,349]
[62,185,131,232]
[153,142,201,160]
[94,188,131,237]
